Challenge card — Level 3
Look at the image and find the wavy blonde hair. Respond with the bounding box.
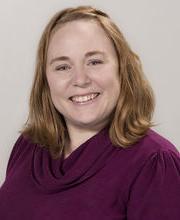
[21,5,155,159]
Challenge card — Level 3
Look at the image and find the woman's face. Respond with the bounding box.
[46,19,120,131]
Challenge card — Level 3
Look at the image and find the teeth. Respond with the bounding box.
[71,93,99,103]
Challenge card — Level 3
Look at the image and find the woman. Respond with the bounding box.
[0,5,179,220]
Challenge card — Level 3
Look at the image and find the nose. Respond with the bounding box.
[72,67,91,87]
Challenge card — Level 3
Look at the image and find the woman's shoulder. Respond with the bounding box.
[121,129,179,158]
[145,129,178,153]
[112,129,179,175]
[10,133,35,155]
[124,130,180,218]
[6,134,36,176]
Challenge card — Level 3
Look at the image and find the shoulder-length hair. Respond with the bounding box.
[21,5,155,159]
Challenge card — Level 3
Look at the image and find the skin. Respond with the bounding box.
[46,19,120,158]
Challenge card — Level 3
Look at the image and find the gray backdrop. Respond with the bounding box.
[0,0,179,185]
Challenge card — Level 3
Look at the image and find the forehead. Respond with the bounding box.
[47,19,115,54]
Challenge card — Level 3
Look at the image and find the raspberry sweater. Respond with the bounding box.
[0,127,180,219]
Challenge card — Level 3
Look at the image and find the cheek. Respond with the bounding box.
[104,77,120,102]
[46,75,64,95]
[46,74,55,90]
[95,71,120,92]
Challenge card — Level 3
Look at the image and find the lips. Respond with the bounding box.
[69,92,101,104]
[69,92,100,100]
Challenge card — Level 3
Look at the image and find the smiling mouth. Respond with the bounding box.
[69,92,100,104]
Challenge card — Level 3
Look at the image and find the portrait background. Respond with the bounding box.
[0,0,179,185]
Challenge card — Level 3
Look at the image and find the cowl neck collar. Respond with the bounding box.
[31,126,115,194]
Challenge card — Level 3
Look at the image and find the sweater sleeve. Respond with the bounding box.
[6,134,25,177]
[127,149,180,220]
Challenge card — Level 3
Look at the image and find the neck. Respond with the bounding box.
[64,123,108,156]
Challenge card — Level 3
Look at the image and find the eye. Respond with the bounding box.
[88,59,103,66]
[55,65,71,71]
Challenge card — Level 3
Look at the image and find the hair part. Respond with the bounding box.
[20,5,155,159]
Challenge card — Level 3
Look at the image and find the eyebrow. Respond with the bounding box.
[49,50,106,65]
